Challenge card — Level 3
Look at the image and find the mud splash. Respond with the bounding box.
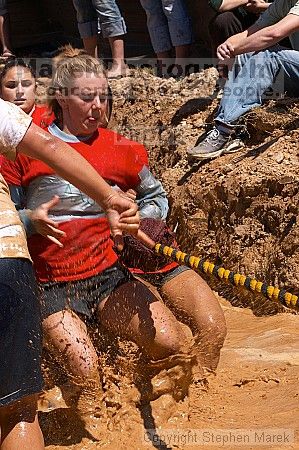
[35,70,299,448]
[42,298,299,449]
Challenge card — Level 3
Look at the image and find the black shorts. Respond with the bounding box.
[39,262,133,320]
[0,258,43,407]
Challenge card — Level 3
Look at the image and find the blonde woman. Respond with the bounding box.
[1,48,192,436]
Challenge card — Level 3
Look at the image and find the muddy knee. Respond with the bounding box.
[194,317,227,371]
[201,315,227,349]
[143,320,188,361]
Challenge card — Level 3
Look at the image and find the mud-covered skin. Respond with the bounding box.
[35,70,299,448]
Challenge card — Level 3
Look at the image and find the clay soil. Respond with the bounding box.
[39,69,299,449]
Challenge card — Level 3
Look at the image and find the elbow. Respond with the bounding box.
[267,28,285,43]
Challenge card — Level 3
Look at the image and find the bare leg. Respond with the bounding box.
[155,50,171,77]
[43,310,100,382]
[82,35,98,58]
[0,14,13,56]
[160,270,227,372]
[107,36,128,78]
[0,395,44,450]
[42,310,103,439]
[174,44,191,67]
[97,278,187,360]
[97,279,194,402]
[157,50,171,60]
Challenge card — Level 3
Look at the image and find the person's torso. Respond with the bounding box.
[6,126,148,282]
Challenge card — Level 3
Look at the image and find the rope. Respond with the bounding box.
[154,243,299,311]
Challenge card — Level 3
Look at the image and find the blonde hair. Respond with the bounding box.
[48,45,108,123]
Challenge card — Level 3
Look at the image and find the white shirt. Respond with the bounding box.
[0,98,32,159]
[0,99,32,259]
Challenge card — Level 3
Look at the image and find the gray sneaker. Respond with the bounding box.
[187,127,244,161]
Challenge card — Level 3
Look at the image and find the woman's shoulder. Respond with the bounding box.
[31,105,55,128]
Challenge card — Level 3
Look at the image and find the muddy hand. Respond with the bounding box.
[29,195,66,247]
[104,193,140,251]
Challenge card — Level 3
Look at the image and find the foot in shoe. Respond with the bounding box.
[187,127,230,160]
[188,127,243,161]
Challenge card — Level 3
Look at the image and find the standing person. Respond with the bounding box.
[0,96,139,448]
[139,0,193,68]
[0,0,14,58]
[188,0,299,161]
[72,0,128,78]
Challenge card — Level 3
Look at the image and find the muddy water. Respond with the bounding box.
[31,71,299,449]
[42,297,299,450]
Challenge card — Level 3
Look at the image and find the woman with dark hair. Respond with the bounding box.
[0,58,54,124]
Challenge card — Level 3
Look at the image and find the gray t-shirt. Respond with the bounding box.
[255,0,299,49]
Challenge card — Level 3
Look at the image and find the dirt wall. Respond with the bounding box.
[110,70,299,314]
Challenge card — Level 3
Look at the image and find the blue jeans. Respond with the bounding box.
[216,45,299,126]
[139,0,192,53]
[72,0,126,39]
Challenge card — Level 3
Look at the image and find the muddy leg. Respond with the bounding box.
[0,395,44,450]
[97,279,195,404]
[42,310,104,440]
[97,278,188,360]
[160,270,227,373]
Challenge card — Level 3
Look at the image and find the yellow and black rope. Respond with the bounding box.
[154,243,299,311]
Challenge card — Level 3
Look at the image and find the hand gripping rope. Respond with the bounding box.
[137,230,299,312]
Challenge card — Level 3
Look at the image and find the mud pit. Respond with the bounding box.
[40,70,299,448]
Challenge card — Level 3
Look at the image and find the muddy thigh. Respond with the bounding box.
[42,310,100,382]
[96,278,188,361]
[160,270,227,371]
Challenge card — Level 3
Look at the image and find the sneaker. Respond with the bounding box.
[187,127,244,161]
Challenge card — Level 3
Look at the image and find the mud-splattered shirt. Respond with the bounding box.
[0,99,32,259]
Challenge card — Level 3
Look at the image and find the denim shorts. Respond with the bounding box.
[72,0,127,38]
[0,259,43,407]
[39,262,133,320]
[140,0,192,53]
[138,264,191,288]
[0,0,7,16]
